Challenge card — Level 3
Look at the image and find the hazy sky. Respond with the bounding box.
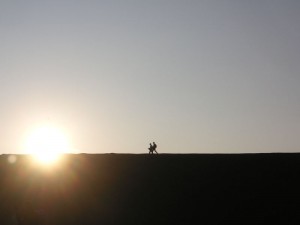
[1,0,300,154]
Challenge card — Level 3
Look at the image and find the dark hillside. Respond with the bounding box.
[1,153,300,224]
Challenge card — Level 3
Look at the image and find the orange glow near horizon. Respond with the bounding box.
[24,125,71,165]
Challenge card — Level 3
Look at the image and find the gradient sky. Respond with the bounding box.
[1,0,300,154]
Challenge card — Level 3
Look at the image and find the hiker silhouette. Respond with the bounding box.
[148,142,158,154]
[148,143,153,154]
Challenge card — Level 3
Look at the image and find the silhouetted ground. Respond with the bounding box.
[1,153,300,224]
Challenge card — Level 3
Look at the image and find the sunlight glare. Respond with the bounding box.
[25,126,70,165]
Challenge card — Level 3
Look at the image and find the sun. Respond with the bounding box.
[24,126,70,165]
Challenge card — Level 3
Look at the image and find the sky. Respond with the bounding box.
[0,0,300,154]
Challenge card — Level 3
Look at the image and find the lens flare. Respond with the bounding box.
[8,155,17,164]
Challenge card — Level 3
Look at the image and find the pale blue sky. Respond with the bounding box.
[1,0,300,153]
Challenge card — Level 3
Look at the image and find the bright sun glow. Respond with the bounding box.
[25,126,70,165]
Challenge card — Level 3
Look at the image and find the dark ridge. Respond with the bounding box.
[0,153,300,224]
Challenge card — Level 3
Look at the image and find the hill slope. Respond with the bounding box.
[1,153,300,224]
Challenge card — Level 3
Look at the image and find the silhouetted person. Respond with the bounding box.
[148,143,154,154]
[152,142,158,154]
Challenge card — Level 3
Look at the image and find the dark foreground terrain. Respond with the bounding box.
[1,153,300,224]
